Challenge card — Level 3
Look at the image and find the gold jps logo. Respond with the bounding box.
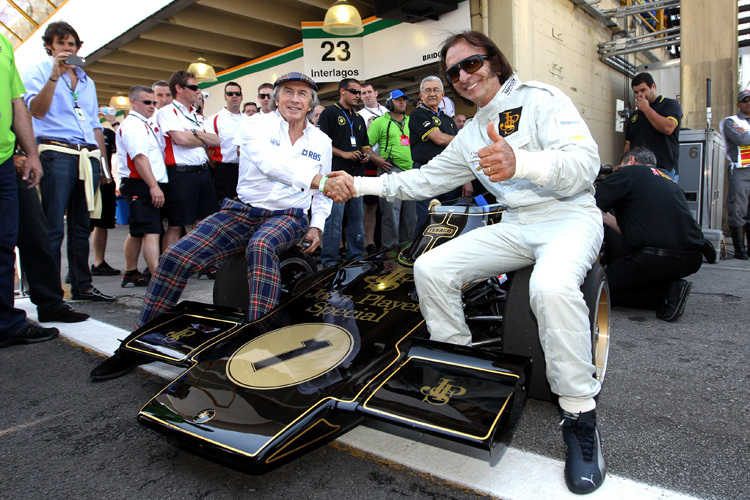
[420,378,467,405]
[364,268,414,292]
[497,106,522,137]
[164,327,196,344]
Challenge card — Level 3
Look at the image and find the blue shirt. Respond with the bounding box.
[22,59,102,145]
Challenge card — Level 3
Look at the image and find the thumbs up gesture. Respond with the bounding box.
[478,121,516,182]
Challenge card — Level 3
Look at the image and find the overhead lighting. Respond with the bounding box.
[187,56,218,83]
[108,92,130,111]
[323,0,363,36]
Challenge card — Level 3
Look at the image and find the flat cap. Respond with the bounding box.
[274,72,318,92]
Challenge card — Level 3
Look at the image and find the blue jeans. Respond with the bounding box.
[0,157,28,337]
[321,197,365,267]
[38,150,100,295]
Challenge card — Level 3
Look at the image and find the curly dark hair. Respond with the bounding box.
[41,21,82,56]
[439,31,514,102]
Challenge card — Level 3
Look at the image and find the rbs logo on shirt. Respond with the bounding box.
[302,149,321,161]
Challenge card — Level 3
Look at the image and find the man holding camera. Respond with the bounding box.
[367,90,416,249]
[22,21,114,302]
[317,78,371,267]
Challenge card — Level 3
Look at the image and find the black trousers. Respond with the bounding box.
[605,250,702,310]
[213,162,239,205]
[16,176,66,316]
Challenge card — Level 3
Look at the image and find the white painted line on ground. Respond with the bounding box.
[16,298,703,500]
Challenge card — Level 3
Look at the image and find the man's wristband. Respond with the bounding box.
[318,174,328,192]
[48,77,58,83]
[192,129,198,138]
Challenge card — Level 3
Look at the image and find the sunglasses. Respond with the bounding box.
[132,98,156,106]
[258,93,271,99]
[444,54,492,83]
[225,91,242,97]
[344,88,361,95]
[183,84,200,91]
[741,97,750,103]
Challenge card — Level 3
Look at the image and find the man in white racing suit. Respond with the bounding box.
[323,31,605,495]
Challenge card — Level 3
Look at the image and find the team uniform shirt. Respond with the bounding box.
[1,34,24,163]
[318,103,370,176]
[206,107,242,164]
[409,104,457,164]
[438,96,456,117]
[358,104,388,129]
[595,164,704,252]
[158,100,209,166]
[23,58,102,145]
[377,74,600,209]
[233,110,333,230]
[147,114,165,151]
[720,113,750,167]
[116,110,168,183]
[625,95,682,173]
[367,114,412,171]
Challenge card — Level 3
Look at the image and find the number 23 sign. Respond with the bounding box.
[302,36,364,83]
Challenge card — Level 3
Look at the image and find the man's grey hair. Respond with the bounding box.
[420,76,443,92]
[621,146,656,167]
[271,84,319,115]
[130,85,154,99]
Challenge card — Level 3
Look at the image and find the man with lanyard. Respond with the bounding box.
[625,72,682,181]
[358,83,388,253]
[158,70,220,252]
[324,31,606,494]
[720,89,750,260]
[409,75,471,230]
[367,90,416,249]
[0,32,61,348]
[317,78,370,267]
[91,72,331,380]
[595,147,704,321]
[22,21,114,302]
[206,81,243,203]
[115,86,168,290]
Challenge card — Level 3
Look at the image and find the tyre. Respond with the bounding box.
[213,247,318,310]
[501,263,610,402]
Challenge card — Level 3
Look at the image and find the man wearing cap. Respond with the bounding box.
[317,78,371,267]
[719,89,750,259]
[22,21,115,302]
[367,90,416,249]
[91,72,331,379]
[625,72,682,180]
[323,31,606,494]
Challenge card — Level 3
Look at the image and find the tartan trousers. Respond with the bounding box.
[136,198,307,328]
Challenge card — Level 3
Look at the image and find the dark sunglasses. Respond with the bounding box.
[183,84,200,91]
[131,98,156,106]
[258,93,271,99]
[225,91,242,97]
[344,88,361,95]
[741,97,750,103]
[444,54,492,83]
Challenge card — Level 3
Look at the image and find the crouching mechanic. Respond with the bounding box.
[90,72,332,380]
[323,31,606,494]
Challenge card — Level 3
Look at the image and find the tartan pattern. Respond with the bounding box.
[136,198,306,328]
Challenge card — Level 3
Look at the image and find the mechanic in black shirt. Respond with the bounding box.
[318,78,371,267]
[625,72,682,180]
[409,76,470,230]
[595,146,704,322]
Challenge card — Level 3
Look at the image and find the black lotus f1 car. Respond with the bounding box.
[117,201,610,473]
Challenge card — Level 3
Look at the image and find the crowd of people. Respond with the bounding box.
[2,20,748,496]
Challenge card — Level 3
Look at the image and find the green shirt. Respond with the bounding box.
[0,34,25,163]
[367,113,412,171]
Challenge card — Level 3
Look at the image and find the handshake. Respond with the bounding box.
[320,170,357,203]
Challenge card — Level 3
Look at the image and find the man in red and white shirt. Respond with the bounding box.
[116,85,168,287]
[157,70,220,250]
[206,81,243,202]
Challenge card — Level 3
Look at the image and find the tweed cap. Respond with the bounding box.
[274,72,318,91]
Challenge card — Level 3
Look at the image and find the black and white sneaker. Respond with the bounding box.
[561,409,606,494]
[0,323,59,348]
[71,287,116,302]
[656,279,692,322]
